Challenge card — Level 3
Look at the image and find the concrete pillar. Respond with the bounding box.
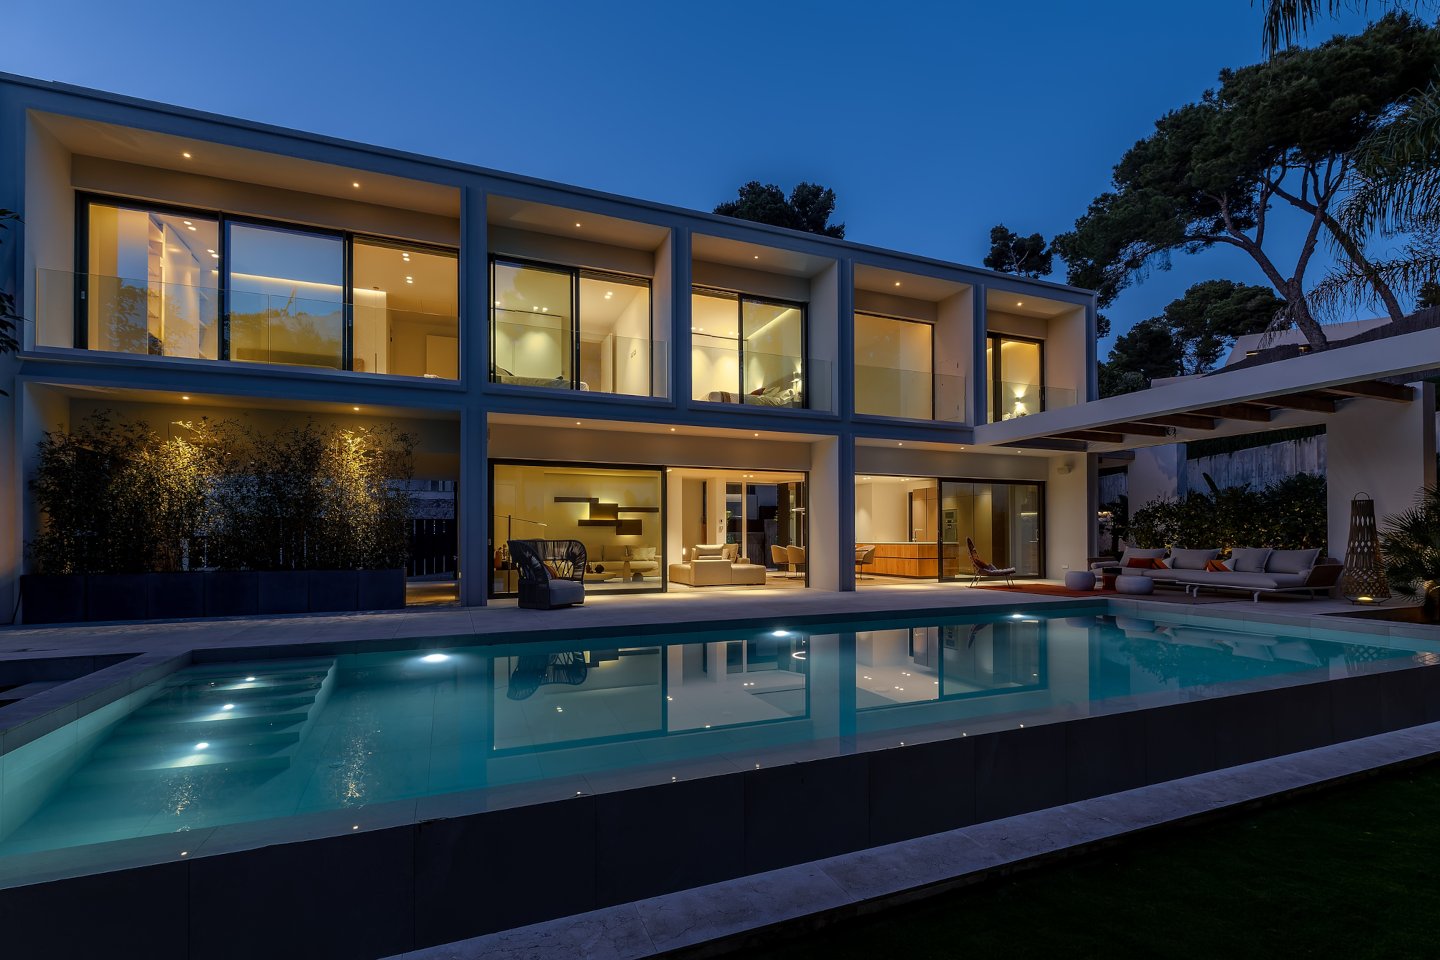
[1045,451,1095,577]
[971,285,989,425]
[459,186,489,606]
[671,228,693,410]
[1326,385,1437,560]
[808,434,853,591]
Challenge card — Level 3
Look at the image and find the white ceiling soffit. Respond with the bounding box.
[34,112,460,218]
[486,195,668,251]
[853,263,969,302]
[691,233,833,279]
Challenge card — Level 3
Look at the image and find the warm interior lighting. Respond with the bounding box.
[352,182,360,188]
[1016,301,1023,306]
[894,281,901,287]
[575,222,582,228]
[182,151,192,159]
[181,395,190,400]
[352,406,360,411]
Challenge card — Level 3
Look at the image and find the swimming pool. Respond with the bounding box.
[2,605,1433,866]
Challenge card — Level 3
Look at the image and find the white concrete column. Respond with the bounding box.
[808,434,853,591]
[1045,451,1094,577]
[1326,384,1437,560]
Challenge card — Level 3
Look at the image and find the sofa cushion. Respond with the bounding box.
[1266,548,1320,574]
[630,546,657,561]
[1119,546,1167,566]
[693,544,725,559]
[1229,547,1271,573]
[1169,548,1219,570]
[547,579,585,605]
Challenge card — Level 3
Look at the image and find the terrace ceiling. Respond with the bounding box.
[972,325,1440,454]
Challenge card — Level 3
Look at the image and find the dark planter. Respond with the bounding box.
[357,568,407,610]
[147,572,206,620]
[85,574,149,622]
[19,574,86,625]
[205,571,259,617]
[257,571,309,615]
[308,570,359,613]
[1423,583,1440,623]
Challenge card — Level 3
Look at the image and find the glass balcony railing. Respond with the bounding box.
[35,269,460,379]
[990,380,1078,422]
[853,366,966,422]
[691,344,832,413]
[491,315,668,398]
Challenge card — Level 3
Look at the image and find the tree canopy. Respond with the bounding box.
[1161,279,1284,374]
[713,181,845,238]
[1053,14,1440,349]
[983,224,1053,278]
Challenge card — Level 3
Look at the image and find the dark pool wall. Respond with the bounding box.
[4,661,1437,960]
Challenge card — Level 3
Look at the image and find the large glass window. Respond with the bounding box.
[987,334,1043,422]
[83,202,220,359]
[352,241,459,378]
[854,313,932,419]
[691,288,805,407]
[491,462,664,597]
[490,259,652,395]
[940,480,1043,579]
[74,197,459,378]
[227,222,344,369]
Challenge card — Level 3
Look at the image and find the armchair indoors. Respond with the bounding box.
[508,539,587,609]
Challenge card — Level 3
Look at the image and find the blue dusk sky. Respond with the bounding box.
[8,0,1378,354]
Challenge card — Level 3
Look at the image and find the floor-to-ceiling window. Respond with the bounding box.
[854,312,933,419]
[83,201,221,359]
[986,334,1043,422]
[489,258,652,395]
[68,196,459,377]
[940,480,1043,579]
[491,462,664,597]
[691,288,805,407]
[352,240,459,378]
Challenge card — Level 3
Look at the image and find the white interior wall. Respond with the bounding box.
[808,263,839,413]
[651,233,673,398]
[691,260,809,303]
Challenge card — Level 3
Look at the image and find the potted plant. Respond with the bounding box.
[1380,485,1440,621]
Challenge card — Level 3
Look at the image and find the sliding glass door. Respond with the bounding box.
[938,480,1043,581]
[986,334,1044,423]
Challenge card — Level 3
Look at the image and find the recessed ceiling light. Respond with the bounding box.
[421,653,450,663]
[195,742,209,750]
[894,281,901,287]
[183,220,193,226]
[670,427,675,432]
[206,248,214,254]
[352,181,361,188]
[181,395,190,400]
[182,151,192,159]
[352,406,360,411]
[752,254,759,260]
[753,432,759,437]
[898,442,903,446]
[1016,301,1023,306]
[575,222,582,228]
[210,252,219,258]
[188,225,197,232]
[405,277,413,284]
[575,421,582,426]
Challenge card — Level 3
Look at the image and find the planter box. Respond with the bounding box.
[258,571,309,615]
[308,570,359,613]
[357,569,406,611]
[147,572,206,620]
[85,574,148,622]
[19,574,86,625]
[21,569,407,624]
[205,571,259,617]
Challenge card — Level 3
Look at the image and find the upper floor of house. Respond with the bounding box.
[0,74,1098,431]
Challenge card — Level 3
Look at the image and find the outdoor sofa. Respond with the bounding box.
[1094,546,1343,602]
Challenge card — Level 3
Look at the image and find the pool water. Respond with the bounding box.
[0,608,1428,860]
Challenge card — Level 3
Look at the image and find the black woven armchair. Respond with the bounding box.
[508,539,588,609]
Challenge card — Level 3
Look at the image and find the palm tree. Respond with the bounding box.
[1379,485,1440,618]
[1259,2,1440,320]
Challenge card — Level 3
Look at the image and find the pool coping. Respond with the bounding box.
[383,719,1440,960]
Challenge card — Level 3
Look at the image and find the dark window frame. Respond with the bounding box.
[488,254,655,396]
[986,331,1046,424]
[74,191,459,376]
[692,285,809,408]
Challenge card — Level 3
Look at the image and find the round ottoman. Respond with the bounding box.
[1115,574,1154,596]
[1064,570,1096,591]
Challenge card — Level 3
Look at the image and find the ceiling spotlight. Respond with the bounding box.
[1016,301,1023,306]
[181,395,190,400]
[352,406,360,411]
[752,254,759,260]
[753,432,759,437]
[352,181,361,188]
[894,281,901,287]
[183,220,193,226]
[194,742,209,750]
[182,151,192,159]
[421,653,450,663]
[575,421,582,426]
[575,222,582,228]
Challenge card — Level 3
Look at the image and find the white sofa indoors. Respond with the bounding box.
[584,545,660,583]
[668,543,767,586]
[1095,546,1343,601]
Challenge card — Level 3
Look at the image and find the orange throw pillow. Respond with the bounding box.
[1125,557,1152,569]
[1204,559,1231,572]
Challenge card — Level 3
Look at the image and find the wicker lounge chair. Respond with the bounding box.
[508,539,587,609]
[966,537,1016,586]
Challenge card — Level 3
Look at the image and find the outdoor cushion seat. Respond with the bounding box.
[1174,570,1307,590]
[545,578,585,605]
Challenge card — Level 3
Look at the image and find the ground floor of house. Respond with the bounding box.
[0,383,1095,614]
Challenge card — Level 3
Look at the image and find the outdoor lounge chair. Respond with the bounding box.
[966,537,1016,586]
[508,539,587,609]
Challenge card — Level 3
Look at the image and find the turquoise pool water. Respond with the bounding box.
[0,608,1429,861]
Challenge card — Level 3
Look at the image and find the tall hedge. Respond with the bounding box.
[29,412,414,575]
[1127,473,1328,553]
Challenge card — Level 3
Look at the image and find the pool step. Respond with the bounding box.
[69,658,338,786]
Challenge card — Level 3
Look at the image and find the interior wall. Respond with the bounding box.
[691,260,810,303]
[25,115,75,346]
[1045,304,1088,400]
[853,479,929,542]
[651,233,673,398]
[936,290,973,423]
[808,263,839,413]
[853,289,938,323]
[72,156,459,246]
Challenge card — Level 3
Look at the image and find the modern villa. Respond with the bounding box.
[4,73,1440,960]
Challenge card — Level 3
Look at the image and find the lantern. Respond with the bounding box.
[1339,492,1390,604]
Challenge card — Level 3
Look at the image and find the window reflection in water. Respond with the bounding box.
[857,621,1047,709]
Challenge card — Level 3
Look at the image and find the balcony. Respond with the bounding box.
[690,345,833,413]
[491,310,667,398]
[36,269,460,379]
[854,366,966,422]
[991,379,1077,422]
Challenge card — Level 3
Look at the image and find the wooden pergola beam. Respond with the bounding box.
[1196,403,1275,423]
[1263,391,1338,413]
[1105,421,1172,438]
[1321,380,1415,402]
[1057,430,1126,444]
[1137,413,1219,430]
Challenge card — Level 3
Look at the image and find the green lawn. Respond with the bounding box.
[757,764,1440,959]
